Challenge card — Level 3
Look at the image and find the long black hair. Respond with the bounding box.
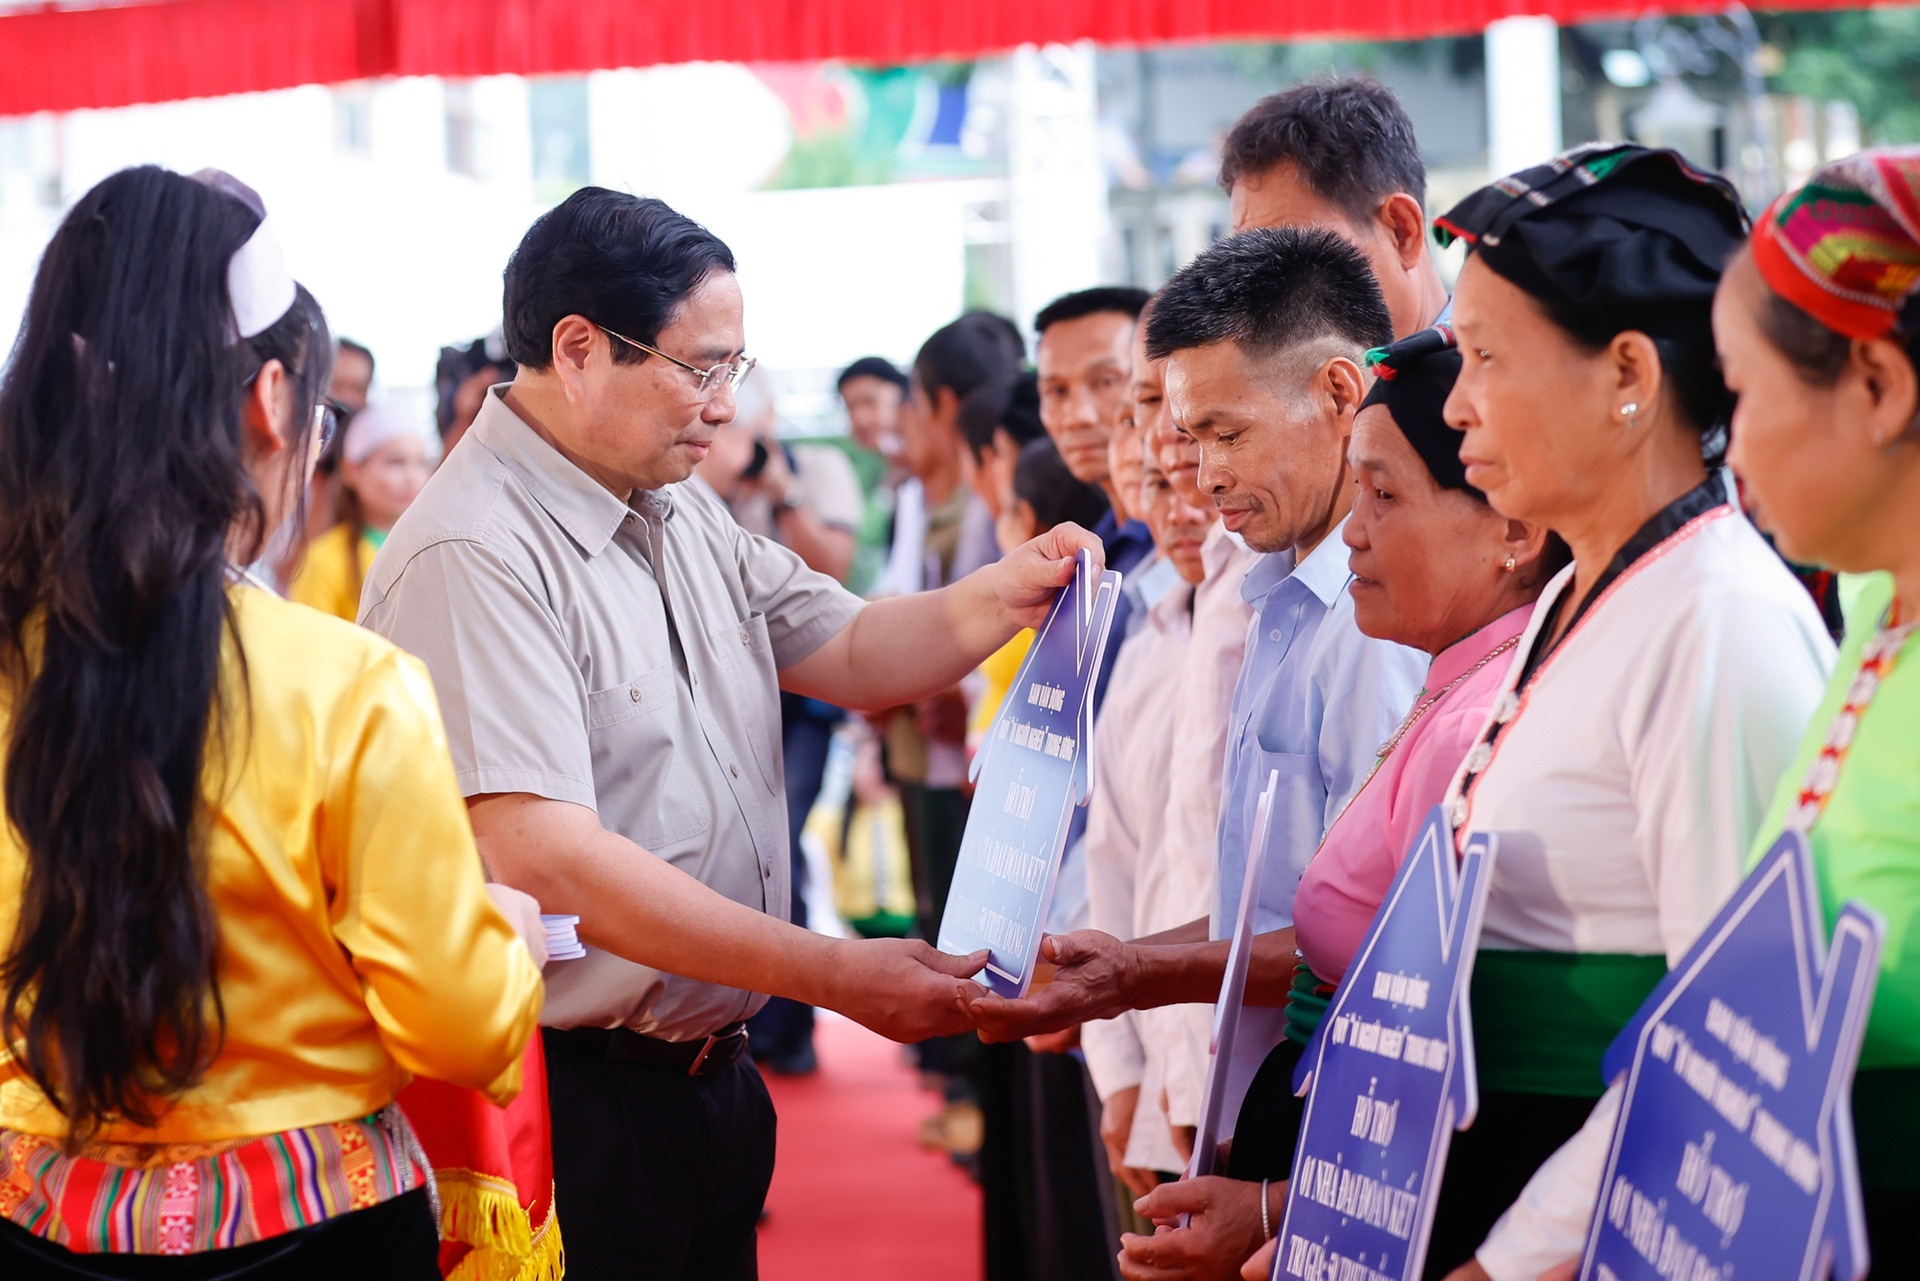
[0,165,330,1144]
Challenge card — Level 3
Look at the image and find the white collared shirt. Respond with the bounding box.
[1157,521,1257,1125]
[1081,556,1196,1173]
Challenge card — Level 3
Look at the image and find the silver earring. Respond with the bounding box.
[1620,401,1640,429]
[1503,555,1517,573]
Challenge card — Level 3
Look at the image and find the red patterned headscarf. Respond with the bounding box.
[1751,146,1920,341]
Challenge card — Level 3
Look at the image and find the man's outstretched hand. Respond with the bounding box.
[968,930,1137,1043]
[987,522,1106,630]
[822,937,988,1043]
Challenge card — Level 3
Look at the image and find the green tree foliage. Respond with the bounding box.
[1764,8,1920,143]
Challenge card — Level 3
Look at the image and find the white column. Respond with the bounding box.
[1006,42,1108,338]
[1485,16,1563,178]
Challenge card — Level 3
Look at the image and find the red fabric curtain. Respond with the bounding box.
[0,0,1882,116]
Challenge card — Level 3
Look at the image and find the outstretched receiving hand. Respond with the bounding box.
[825,937,988,1043]
[967,930,1138,1043]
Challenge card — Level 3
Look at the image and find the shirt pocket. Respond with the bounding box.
[585,664,712,850]
[708,610,782,795]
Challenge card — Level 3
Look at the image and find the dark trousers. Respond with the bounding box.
[979,1040,1123,1281]
[1423,1090,1594,1279]
[747,701,838,1059]
[1227,1037,1308,1182]
[0,1188,437,1279]
[545,1029,778,1281]
[900,782,975,1082]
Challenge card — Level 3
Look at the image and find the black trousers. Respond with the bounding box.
[545,1030,779,1281]
[900,782,977,1083]
[0,1187,437,1280]
[979,1040,1123,1281]
[1227,1037,1308,1182]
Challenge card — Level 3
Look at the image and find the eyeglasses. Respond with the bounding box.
[314,398,343,455]
[598,323,755,401]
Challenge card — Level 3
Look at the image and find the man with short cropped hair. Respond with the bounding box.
[972,229,1428,1279]
[1035,286,1153,507]
[363,188,1103,1280]
[1221,76,1450,340]
[1034,286,1157,707]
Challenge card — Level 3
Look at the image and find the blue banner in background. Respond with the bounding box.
[1579,831,1883,1281]
[937,550,1121,999]
[1274,809,1495,1281]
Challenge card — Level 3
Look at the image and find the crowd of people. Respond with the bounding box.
[0,71,1914,1281]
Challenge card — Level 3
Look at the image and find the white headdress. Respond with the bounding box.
[188,169,297,340]
[344,396,438,467]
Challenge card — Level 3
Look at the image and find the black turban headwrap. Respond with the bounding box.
[1432,143,1749,345]
[1360,323,1480,502]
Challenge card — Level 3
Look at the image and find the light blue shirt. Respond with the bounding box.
[1213,519,1427,937]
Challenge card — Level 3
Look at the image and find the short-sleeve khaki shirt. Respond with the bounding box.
[361,388,863,1040]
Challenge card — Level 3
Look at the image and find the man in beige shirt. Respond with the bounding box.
[362,188,1099,1280]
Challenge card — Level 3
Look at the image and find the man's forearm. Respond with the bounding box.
[1134,916,1212,946]
[471,794,842,1006]
[785,579,1015,710]
[1123,926,1300,1010]
[781,523,1102,711]
[472,793,986,1045]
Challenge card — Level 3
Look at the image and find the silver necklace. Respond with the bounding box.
[1377,636,1521,761]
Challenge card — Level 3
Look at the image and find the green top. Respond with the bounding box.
[1750,571,1920,1071]
[1748,572,1920,1189]
[361,526,389,552]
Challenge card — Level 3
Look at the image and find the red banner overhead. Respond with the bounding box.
[0,0,1884,116]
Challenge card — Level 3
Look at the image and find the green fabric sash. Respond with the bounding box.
[1283,964,1335,1048]
[1471,950,1668,1097]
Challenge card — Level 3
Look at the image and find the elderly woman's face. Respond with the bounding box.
[1446,255,1626,529]
[1343,405,1519,655]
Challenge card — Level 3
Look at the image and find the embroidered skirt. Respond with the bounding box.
[0,1114,418,1255]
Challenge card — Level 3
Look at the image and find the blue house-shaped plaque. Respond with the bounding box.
[1579,831,1883,1281]
[937,549,1121,999]
[1272,807,1495,1281]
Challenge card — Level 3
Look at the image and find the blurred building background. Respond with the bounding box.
[0,5,1914,432]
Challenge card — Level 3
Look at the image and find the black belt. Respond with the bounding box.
[547,1023,750,1077]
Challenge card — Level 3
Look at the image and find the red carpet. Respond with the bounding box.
[758,1016,982,1280]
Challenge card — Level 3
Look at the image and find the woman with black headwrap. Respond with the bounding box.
[1223,325,1564,1192]
[1429,146,1836,1280]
